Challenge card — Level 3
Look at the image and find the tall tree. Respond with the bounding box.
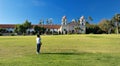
[14,24,26,35]
[88,16,93,21]
[39,19,44,27]
[46,18,49,25]
[39,19,43,25]
[111,14,120,34]
[14,20,31,35]
[49,18,53,25]
[34,25,46,35]
[34,25,41,34]
[23,20,31,29]
[86,22,102,34]
[88,16,93,23]
[23,20,31,34]
[98,19,112,34]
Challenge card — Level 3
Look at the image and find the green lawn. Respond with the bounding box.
[0,34,120,66]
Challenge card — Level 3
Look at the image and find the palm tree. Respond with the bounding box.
[88,16,93,23]
[46,18,49,25]
[49,18,53,25]
[39,19,43,25]
[39,19,44,27]
[111,14,120,34]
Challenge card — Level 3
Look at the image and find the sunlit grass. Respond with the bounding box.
[0,34,120,66]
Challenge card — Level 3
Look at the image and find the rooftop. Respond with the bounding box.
[0,24,61,29]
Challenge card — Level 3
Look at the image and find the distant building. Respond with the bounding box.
[0,24,15,32]
[0,16,86,34]
[58,16,86,34]
[0,24,61,33]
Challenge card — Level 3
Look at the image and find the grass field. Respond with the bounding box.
[0,34,120,66]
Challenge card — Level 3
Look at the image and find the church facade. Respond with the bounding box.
[58,16,86,34]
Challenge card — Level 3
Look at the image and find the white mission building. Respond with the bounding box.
[58,16,86,34]
[0,16,86,34]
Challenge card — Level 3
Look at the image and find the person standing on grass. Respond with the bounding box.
[36,34,42,54]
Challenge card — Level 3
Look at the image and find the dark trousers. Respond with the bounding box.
[37,43,41,53]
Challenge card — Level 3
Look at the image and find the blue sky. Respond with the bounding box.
[0,0,120,24]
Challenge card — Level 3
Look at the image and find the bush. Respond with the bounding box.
[0,33,2,36]
[53,32,58,35]
[23,33,26,36]
[11,33,15,36]
[31,31,36,35]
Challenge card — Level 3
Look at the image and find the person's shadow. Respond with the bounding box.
[41,52,91,55]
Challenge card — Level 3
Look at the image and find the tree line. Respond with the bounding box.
[0,14,120,35]
[14,20,47,35]
[86,14,120,34]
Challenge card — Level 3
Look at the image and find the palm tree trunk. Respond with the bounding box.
[116,26,119,34]
[115,22,119,34]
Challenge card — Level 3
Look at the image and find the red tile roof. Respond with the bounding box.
[0,24,15,28]
[0,24,61,29]
[32,24,61,29]
[39,25,61,29]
